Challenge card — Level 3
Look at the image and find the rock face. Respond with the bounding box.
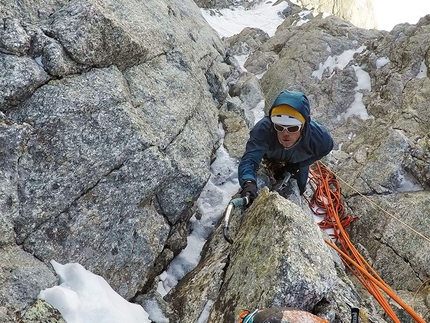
[168,188,365,323]
[194,0,377,29]
[0,0,227,319]
[194,0,265,10]
[1,0,430,323]
[295,0,377,29]
[198,6,429,323]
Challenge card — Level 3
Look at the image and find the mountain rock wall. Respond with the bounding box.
[0,0,228,319]
[202,7,430,323]
[194,0,377,29]
[1,0,429,322]
[293,0,377,29]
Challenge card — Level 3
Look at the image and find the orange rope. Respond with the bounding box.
[306,162,426,323]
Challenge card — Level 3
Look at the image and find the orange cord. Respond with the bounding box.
[306,162,426,323]
[238,310,250,323]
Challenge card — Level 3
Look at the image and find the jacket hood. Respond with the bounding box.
[269,90,312,149]
[269,90,311,124]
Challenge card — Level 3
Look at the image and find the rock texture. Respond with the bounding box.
[0,0,227,319]
[195,0,377,29]
[1,0,429,322]
[169,188,367,323]
[295,0,377,29]
[205,7,429,323]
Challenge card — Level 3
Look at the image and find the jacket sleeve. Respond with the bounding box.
[238,119,271,187]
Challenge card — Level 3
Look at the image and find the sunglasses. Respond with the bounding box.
[273,123,302,133]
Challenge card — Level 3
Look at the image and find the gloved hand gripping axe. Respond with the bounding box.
[222,194,250,244]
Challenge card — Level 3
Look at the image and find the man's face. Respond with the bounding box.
[274,124,302,148]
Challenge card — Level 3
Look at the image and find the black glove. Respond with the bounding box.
[241,180,258,203]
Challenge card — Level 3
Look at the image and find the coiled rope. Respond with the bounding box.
[305,162,426,323]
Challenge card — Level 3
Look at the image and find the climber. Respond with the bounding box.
[238,90,333,203]
[238,307,330,323]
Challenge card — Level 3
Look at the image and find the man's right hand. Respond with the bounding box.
[241,180,258,203]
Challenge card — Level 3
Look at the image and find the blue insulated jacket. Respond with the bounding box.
[238,90,333,194]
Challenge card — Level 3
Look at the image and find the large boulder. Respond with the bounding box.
[168,188,369,323]
[0,0,228,318]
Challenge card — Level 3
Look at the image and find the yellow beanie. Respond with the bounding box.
[271,105,306,124]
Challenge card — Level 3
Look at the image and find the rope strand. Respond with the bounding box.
[318,161,430,243]
[307,162,426,323]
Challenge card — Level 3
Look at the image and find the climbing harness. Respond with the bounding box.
[307,162,426,323]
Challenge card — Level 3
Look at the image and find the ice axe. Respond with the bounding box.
[222,194,250,244]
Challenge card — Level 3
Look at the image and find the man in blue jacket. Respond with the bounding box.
[238,90,333,202]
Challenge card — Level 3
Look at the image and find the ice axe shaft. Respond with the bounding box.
[222,195,249,244]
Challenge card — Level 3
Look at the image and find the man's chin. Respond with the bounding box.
[281,140,294,147]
